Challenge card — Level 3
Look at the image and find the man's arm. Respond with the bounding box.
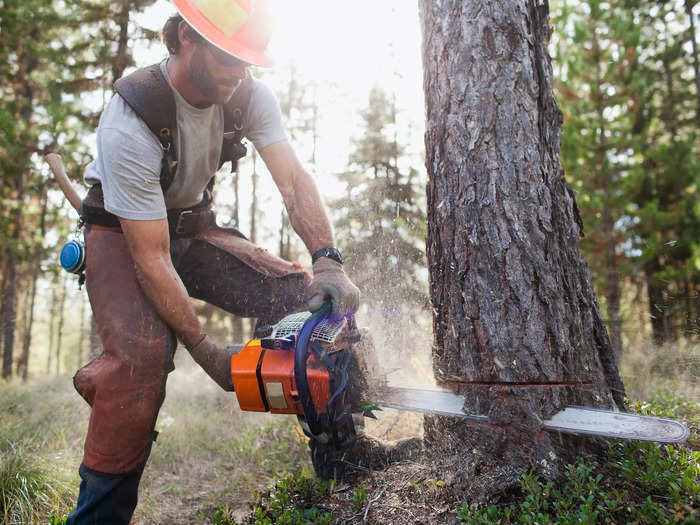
[258,141,333,253]
[259,140,360,314]
[120,217,203,348]
[119,217,234,390]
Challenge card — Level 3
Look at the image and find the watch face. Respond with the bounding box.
[314,247,343,264]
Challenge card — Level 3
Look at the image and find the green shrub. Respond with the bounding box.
[241,472,333,525]
[209,504,237,525]
[459,390,699,524]
[352,484,367,511]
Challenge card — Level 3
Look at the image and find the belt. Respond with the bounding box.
[82,184,215,238]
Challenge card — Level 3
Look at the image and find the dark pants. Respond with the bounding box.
[67,223,310,524]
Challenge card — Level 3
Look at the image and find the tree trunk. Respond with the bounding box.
[2,252,17,379]
[419,0,625,485]
[79,292,87,367]
[54,273,68,375]
[685,0,700,121]
[604,219,623,360]
[47,271,59,374]
[279,209,291,260]
[112,0,132,85]
[645,257,667,345]
[90,314,101,359]
[250,150,259,244]
[2,177,24,380]
[19,186,48,381]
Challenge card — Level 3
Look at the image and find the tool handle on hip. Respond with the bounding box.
[45,153,83,212]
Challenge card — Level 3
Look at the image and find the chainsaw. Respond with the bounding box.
[228,303,689,449]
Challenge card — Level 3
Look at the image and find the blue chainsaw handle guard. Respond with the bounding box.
[295,302,333,436]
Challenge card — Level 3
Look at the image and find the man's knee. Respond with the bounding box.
[79,357,168,473]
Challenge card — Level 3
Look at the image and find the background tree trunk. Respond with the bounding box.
[686,0,700,120]
[89,314,101,359]
[54,273,68,375]
[47,271,59,374]
[2,251,18,379]
[19,187,49,381]
[249,151,259,244]
[419,0,626,486]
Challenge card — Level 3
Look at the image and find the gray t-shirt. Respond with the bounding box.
[84,60,287,220]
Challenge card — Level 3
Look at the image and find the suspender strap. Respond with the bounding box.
[114,64,178,194]
[219,72,255,171]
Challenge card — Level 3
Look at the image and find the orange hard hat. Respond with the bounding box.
[173,0,274,67]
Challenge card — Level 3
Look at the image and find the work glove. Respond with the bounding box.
[308,258,360,317]
[187,334,235,392]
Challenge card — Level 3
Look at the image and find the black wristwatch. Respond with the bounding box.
[311,247,344,265]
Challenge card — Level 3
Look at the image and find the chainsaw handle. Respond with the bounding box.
[294,302,333,435]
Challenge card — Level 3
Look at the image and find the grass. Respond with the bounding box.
[0,377,84,524]
[621,338,699,402]
[0,446,74,525]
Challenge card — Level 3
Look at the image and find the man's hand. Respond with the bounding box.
[308,258,360,316]
[187,335,235,392]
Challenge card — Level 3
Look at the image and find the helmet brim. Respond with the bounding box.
[173,0,274,67]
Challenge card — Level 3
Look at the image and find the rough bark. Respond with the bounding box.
[419,0,625,484]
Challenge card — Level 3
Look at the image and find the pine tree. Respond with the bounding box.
[554,0,641,357]
[625,0,700,342]
[332,88,427,318]
[0,0,160,378]
[553,0,700,345]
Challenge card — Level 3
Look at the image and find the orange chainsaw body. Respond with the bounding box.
[230,339,332,415]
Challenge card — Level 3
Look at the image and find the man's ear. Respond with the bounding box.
[178,21,198,51]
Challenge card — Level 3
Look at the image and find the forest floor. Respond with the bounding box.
[0,348,424,524]
[0,339,697,524]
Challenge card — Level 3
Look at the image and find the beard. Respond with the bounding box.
[187,46,240,106]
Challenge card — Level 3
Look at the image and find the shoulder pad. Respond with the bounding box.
[114,64,176,149]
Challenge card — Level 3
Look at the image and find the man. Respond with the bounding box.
[66,1,359,522]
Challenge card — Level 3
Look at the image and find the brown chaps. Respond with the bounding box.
[73,224,310,474]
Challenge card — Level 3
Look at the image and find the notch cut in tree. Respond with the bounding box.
[419,0,626,483]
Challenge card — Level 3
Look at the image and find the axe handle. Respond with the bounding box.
[44,153,83,212]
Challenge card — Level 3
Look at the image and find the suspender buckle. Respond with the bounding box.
[175,210,193,235]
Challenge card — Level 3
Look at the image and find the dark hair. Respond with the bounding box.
[162,14,203,55]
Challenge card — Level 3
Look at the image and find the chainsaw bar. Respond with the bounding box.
[376,387,690,444]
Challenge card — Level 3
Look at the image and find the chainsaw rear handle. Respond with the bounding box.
[294,302,333,435]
